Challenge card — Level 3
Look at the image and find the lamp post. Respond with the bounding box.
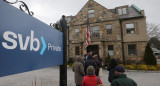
[50,15,67,86]
[60,15,67,86]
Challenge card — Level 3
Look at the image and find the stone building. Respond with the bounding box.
[66,0,148,63]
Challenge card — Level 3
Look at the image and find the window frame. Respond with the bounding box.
[126,23,135,34]
[128,44,137,55]
[75,46,80,55]
[106,24,112,34]
[88,9,95,18]
[123,8,127,14]
[108,45,114,56]
[118,7,127,15]
[91,26,99,37]
[118,8,122,15]
[75,29,79,36]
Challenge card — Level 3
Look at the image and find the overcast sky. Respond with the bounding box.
[11,0,160,25]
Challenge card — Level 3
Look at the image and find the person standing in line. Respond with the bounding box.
[97,55,103,77]
[94,54,101,76]
[111,65,137,86]
[107,58,117,83]
[84,54,97,75]
[73,56,85,86]
[82,66,103,86]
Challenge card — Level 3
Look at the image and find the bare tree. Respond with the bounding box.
[147,22,160,39]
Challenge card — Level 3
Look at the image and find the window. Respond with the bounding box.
[88,10,95,18]
[106,25,112,34]
[118,9,122,15]
[128,44,136,55]
[126,23,135,34]
[118,8,127,15]
[75,29,79,36]
[108,45,114,55]
[91,26,99,37]
[123,8,127,14]
[75,46,80,55]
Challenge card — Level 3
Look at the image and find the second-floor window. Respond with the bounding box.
[88,10,95,18]
[75,46,80,55]
[75,29,79,36]
[91,26,99,37]
[128,44,136,55]
[126,23,135,34]
[108,45,114,55]
[106,25,112,34]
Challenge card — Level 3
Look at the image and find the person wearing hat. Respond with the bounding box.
[82,66,103,86]
[111,65,137,86]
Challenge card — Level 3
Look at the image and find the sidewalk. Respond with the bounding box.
[0,66,160,86]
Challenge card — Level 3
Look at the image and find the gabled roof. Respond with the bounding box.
[66,0,145,24]
[70,0,119,25]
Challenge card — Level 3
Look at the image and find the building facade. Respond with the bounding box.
[66,0,148,63]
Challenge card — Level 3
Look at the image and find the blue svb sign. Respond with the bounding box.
[0,1,63,77]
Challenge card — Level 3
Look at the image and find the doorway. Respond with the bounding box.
[87,45,99,55]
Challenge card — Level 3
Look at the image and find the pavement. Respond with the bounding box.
[0,66,160,86]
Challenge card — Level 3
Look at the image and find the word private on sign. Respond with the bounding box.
[2,30,61,55]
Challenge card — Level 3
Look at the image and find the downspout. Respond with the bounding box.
[120,20,126,65]
[67,26,69,59]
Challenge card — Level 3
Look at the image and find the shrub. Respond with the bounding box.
[67,58,74,66]
[137,65,148,70]
[119,64,125,67]
[147,65,158,71]
[157,64,160,69]
[125,65,136,70]
[122,64,160,71]
[105,53,111,66]
[143,43,157,65]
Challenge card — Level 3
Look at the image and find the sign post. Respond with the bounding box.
[59,15,67,86]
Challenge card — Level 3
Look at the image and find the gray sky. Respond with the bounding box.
[11,0,160,25]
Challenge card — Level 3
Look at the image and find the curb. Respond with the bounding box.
[126,69,160,73]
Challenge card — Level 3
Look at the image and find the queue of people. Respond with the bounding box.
[72,53,137,86]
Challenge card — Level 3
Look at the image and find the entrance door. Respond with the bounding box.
[87,45,99,55]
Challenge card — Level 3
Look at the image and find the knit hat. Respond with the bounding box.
[115,65,125,72]
[87,66,95,74]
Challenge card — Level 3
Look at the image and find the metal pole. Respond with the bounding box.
[60,15,67,86]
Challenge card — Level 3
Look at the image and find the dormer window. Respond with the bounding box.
[118,9,122,15]
[88,10,94,18]
[123,8,127,14]
[118,8,127,15]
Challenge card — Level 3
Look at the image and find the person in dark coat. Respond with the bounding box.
[73,56,85,86]
[84,54,97,75]
[94,55,101,76]
[107,58,117,83]
[111,65,137,86]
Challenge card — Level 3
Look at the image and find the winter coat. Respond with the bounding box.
[107,66,115,83]
[107,58,117,83]
[84,55,97,75]
[73,59,85,85]
[111,74,137,86]
[82,75,102,86]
